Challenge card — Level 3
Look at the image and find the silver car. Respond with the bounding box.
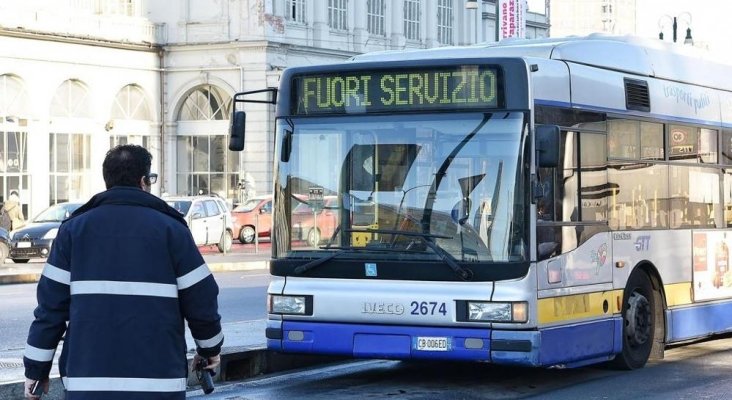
[165,195,235,253]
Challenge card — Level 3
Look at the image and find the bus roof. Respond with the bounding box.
[349,34,732,92]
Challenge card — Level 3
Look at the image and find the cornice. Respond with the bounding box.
[0,27,160,52]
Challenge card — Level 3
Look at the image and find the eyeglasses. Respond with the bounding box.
[145,173,158,185]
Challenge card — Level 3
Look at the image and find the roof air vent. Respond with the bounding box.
[624,78,650,112]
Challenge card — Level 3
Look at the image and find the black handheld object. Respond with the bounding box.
[195,358,215,395]
[31,380,43,397]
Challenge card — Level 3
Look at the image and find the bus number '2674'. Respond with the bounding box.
[410,301,447,316]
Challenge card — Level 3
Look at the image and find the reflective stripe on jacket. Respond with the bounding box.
[23,187,223,399]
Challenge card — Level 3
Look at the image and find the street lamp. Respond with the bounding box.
[658,12,693,45]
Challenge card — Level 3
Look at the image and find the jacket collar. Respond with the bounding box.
[70,186,187,226]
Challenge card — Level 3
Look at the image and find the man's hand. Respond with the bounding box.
[192,354,221,371]
[24,378,48,399]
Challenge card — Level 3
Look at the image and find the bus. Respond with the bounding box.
[229,34,732,370]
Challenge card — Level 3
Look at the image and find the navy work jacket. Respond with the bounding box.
[23,187,223,399]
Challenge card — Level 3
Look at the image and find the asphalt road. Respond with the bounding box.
[0,270,270,355]
[190,336,732,399]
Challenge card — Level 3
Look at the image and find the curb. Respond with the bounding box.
[0,260,268,286]
[0,272,40,285]
[0,347,343,400]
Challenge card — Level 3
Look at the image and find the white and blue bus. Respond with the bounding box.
[229,35,732,369]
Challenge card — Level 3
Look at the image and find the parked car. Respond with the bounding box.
[292,196,339,247]
[231,195,272,243]
[9,202,83,263]
[165,195,235,252]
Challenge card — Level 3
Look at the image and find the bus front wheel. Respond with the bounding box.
[613,270,656,370]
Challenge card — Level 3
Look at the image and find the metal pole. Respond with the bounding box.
[254,213,259,254]
[495,1,500,42]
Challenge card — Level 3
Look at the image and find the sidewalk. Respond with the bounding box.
[0,246,298,399]
[0,244,271,285]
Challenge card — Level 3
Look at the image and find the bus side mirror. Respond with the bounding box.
[536,125,560,168]
[229,111,246,151]
[280,129,293,162]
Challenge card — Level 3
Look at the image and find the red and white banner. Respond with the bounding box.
[498,0,528,40]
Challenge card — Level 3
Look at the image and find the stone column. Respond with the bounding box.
[390,0,405,49]
[312,0,329,46]
[353,0,368,52]
[424,0,439,48]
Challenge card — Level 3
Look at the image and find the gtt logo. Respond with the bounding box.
[634,235,651,251]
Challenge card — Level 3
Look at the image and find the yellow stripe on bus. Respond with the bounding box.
[538,290,623,325]
[538,283,692,324]
[664,282,692,307]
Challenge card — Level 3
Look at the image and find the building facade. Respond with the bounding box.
[0,0,548,217]
[549,0,637,37]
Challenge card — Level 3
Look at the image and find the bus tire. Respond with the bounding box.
[612,270,656,370]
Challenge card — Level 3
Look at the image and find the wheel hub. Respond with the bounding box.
[625,291,651,347]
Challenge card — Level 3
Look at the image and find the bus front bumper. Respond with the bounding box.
[266,318,622,367]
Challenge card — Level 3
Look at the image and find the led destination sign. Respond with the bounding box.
[293,65,502,115]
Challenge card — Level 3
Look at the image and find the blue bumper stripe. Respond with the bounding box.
[667,300,732,342]
[280,321,491,361]
[272,318,621,367]
[538,318,619,367]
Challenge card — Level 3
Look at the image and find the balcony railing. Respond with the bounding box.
[0,4,165,45]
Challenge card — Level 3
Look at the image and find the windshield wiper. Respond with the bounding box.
[421,113,492,234]
[294,249,349,275]
[294,243,442,275]
[295,227,473,280]
[347,228,473,281]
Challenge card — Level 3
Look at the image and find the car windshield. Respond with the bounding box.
[274,112,529,263]
[34,203,81,222]
[234,198,264,212]
[167,200,192,215]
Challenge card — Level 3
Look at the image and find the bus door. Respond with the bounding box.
[536,127,612,290]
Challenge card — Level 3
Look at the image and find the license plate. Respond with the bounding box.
[415,336,451,352]
[16,242,31,248]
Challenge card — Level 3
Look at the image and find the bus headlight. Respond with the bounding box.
[268,294,312,315]
[467,301,528,323]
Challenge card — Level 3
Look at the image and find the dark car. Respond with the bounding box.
[9,202,83,263]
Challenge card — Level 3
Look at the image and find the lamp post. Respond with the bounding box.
[658,12,693,45]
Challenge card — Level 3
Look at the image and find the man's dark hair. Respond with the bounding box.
[103,145,153,189]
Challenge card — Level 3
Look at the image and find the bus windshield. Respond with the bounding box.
[275,112,528,263]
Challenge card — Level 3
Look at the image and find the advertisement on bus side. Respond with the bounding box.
[692,231,732,301]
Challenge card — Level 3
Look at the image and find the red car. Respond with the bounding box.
[232,196,273,243]
[291,196,339,247]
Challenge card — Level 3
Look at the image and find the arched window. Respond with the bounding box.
[0,74,30,214]
[112,84,152,120]
[176,85,239,201]
[178,85,230,121]
[49,79,92,204]
[109,84,154,149]
[50,79,92,118]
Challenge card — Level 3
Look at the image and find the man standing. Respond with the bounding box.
[23,145,223,399]
[3,189,25,230]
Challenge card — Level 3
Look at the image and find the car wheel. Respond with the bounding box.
[239,226,256,244]
[12,258,30,263]
[218,230,233,253]
[0,243,7,263]
[307,228,321,247]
